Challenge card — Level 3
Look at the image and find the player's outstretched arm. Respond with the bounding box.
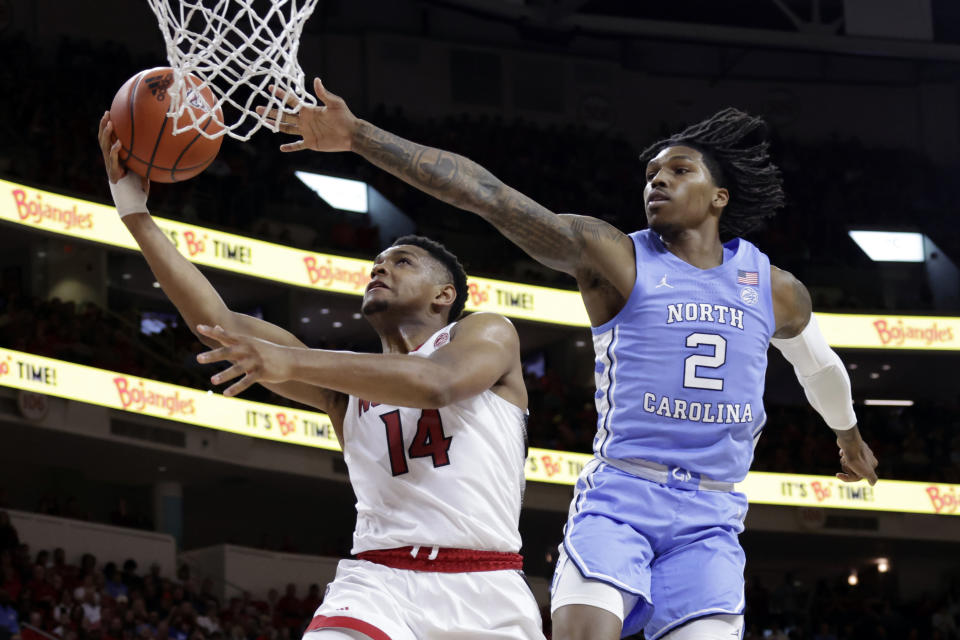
[769,266,878,485]
[196,312,522,410]
[258,81,634,290]
[97,112,346,419]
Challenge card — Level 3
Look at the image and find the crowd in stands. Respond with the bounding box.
[2,512,960,640]
[739,571,960,640]
[0,515,326,640]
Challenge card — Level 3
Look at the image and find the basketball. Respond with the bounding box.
[109,66,224,183]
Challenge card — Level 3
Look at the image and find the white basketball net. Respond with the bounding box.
[146,0,319,141]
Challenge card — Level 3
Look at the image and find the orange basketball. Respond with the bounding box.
[109,67,224,183]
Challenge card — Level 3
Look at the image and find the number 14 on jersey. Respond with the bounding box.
[380,409,453,476]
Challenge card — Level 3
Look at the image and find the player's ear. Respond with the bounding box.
[713,187,730,210]
[434,283,457,316]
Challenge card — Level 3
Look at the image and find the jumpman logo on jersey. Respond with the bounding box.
[655,274,674,288]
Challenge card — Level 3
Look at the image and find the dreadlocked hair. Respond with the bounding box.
[392,234,469,322]
[638,107,785,238]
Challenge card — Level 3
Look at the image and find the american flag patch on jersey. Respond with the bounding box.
[737,270,759,285]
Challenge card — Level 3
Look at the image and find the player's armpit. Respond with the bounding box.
[559,214,636,299]
[770,265,812,339]
[426,313,523,408]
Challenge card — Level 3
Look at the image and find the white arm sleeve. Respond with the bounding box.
[770,314,857,430]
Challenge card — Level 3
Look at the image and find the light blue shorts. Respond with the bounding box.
[552,459,748,639]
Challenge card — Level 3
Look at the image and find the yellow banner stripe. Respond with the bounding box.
[0,348,340,450]
[4,178,959,347]
[0,178,589,326]
[1,348,957,516]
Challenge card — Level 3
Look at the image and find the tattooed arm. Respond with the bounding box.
[260,80,636,298]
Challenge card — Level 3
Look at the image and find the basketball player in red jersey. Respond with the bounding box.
[98,112,545,640]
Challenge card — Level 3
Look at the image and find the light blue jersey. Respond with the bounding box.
[591,229,776,483]
[555,229,777,638]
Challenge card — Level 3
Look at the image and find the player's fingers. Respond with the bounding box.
[99,121,114,152]
[269,84,300,109]
[98,111,109,141]
[314,77,328,102]
[108,141,126,182]
[261,115,300,135]
[258,106,292,123]
[211,362,246,386]
[196,324,239,346]
[315,77,341,107]
[196,345,233,364]
[279,140,307,153]
[223,373,257,398]
[836,472,859,482]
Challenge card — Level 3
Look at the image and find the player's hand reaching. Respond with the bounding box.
[196,324,298,397]
[835,428,879,486]
[97,111,149,191]
[257,78,358,153]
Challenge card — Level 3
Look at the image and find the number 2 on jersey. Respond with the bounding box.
[380,409,453,476]
[683,332,727,390]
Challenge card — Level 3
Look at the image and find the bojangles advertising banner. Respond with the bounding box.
[817,313,959,350]
[525,448,959,517]
[0,347,341,450]
[0,346,958,515]
[0,178,590,326]
[4,177,960,343]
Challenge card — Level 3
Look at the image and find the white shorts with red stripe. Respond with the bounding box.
[304,556,545,639]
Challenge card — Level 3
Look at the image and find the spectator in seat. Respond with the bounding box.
[273,585,299,630]
[196,601,221,635]
[103,563,127,600]
[50,549,78,589]
[264,589,278,623]
[80,587,101,629]
[32,552,49,570]
[120,560,143,596]
[0,568,19,603]
[0,589,19,640]
[24,566,56,605]
[78,554,97,583]
[197,579,219,614]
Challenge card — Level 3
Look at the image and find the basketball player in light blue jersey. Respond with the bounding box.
[263,81,879,640]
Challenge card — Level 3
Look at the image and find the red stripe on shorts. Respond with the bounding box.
[356,546,523,572]
[306,615,392,640]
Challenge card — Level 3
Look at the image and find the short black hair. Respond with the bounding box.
[638,107,785,238]
[392,235,468,322]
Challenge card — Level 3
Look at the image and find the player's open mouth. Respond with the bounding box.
[647,190,670,204]
[366,281,389,292]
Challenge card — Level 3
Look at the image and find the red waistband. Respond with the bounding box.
[356,546,523,573]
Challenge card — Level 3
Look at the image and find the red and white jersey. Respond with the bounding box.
[343,322,527,555]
